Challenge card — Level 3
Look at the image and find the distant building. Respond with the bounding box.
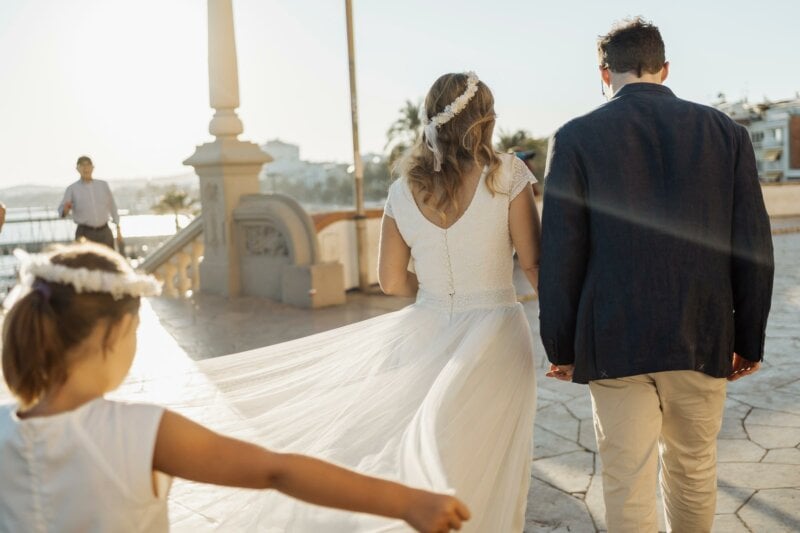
[259,139,327,188]
[716,95,800,182]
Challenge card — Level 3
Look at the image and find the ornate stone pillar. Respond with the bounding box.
[184,0,270,296]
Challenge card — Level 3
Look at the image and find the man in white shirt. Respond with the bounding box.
[58,156,121,249]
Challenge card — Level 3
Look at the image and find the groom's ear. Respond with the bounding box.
[600,66,611,86]
[660,62,670,82]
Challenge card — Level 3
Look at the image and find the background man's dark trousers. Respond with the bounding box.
[76,223,114,249]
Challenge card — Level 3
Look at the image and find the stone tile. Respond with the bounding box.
[730,391,800,416]
[762,448,800,464]
[524,476,595,533]
[777,379,800,396]
[746,408,800,427]
[535,403,580,442]
[536,385,568,404]
[532,451,595,494]
[718,463,800,489]
[538,378,586,399]
[744,424,800,449]
[716,486,755,514]
[719,417,748,439]
[717,439,765,462]
[737,489,800,532]
[723,398,752,420]
[711,514,750,533]
[578,419,598,453]
[533,427,583,460]
[564,394,594,420]
[584,473,605,531]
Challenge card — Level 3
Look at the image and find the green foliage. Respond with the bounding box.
[152,188,197,231]
[385,99,422,165]
[266,157,393,208]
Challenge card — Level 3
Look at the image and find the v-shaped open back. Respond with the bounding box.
[406,167,488,231]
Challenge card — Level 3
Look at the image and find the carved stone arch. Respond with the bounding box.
[233,193,322,300]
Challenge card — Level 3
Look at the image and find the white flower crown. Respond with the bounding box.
[419,71,481,172]
[13,249,162,300]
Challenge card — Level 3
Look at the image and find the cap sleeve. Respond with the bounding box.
[510,156,538,200]
[384,179,404,219]
[384,194,395,219]
[107,401,169,502]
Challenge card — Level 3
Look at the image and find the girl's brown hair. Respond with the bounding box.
[2,242,140,407]
[396,73,501,224]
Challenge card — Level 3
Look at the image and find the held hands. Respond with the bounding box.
[728,352,761,382]
[546,364,574,381]
[403,490,470,533]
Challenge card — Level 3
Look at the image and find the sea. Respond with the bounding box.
[1,207,190,298]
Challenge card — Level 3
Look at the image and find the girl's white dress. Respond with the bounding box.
[0,398,171,532]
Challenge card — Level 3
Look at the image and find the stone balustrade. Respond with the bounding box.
[140,216,204,298]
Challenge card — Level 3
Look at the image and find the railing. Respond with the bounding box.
[140,216,204,298]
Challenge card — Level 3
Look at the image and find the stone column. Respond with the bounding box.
[184,0,270,296]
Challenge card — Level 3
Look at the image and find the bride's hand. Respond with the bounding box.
[546,364,575,381]
[728,353,760,381]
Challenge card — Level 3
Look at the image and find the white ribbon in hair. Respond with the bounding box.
[422,120,443,172]
[419,71,480,172]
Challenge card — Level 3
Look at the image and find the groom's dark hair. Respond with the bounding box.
[597,17,665,77]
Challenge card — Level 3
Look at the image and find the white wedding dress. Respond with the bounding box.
[139,153,538,531]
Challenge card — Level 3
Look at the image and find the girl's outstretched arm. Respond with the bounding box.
[153,410,470,532]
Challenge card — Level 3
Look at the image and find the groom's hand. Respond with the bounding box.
[728,353,761,381]
[546,364,574,381]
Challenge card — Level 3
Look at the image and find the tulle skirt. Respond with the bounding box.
[120,299,538,532]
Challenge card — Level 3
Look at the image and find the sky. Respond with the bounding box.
[0,0,798,187]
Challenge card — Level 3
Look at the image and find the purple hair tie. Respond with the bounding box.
[32,279,52,302]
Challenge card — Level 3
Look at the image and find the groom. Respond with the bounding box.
[538,18,774,533]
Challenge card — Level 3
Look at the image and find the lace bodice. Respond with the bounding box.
[385,153,536,312]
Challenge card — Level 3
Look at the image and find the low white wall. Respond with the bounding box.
[317,218,381,290]
[762,184,800,217]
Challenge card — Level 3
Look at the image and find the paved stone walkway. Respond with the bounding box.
[148,232,799,532]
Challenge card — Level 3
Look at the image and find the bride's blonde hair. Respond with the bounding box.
[396,73,501,222]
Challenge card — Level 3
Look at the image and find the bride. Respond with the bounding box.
[161,71,542,532]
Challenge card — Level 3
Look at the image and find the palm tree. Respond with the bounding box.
[385,99,422,164]
[496,128,538,153]
[153,188,197,232]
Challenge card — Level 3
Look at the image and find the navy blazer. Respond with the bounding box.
[538,83,775,384]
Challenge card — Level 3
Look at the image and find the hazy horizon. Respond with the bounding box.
[1,0,797,188]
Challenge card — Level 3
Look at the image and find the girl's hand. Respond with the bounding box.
[403,490,471,533]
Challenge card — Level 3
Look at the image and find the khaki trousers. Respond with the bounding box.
[589,370,726,533]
